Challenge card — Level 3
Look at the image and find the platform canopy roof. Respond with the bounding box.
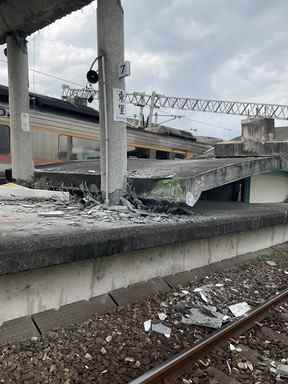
[0,0,94,44]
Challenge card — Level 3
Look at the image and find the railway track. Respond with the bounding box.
[129,288,288,384]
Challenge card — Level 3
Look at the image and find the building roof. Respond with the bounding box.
[0,0,94,45]
[0,84,99,123]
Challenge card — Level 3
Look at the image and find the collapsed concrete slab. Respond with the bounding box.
[35,156,287,206]
[131,157,285,206]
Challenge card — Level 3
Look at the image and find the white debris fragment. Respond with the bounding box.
[144,320,152,332]
[100,347,107,355]
[247,362,254,371]
[215,283,224,288]
[84,353,93,360]
[181,290,190,296]
[158,313,167,321]
[31,336,38,342]
[238,362,247,370]
[229,343,242,353]
[38,211,65,218]
[276,364,288,378]
[266,260,277,267]
[229,302,251,317]
[125,357,135,363]
[151,323,171,338]
[105,335,112,343]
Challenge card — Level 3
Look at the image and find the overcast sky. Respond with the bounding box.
[1,0,288,139]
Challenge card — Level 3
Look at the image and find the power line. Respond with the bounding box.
[183,116,225,130]
[0,59,84,88]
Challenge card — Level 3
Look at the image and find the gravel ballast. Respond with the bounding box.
[0,246,288,383]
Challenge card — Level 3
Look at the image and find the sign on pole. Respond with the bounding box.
[113,88,126,122]
[118,61,131,79]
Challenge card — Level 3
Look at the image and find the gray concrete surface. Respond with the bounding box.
[215,117,288,157]
[98,0,127,204]
[36,156,287,206]
[0,0,94,44]
[1,199,288,276]
[7,34,33,181]
[0,241,287,344]
[242,117,275,142]
[215,140,288,157]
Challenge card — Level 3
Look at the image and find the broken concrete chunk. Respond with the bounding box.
[181,306,224,329]
[266,260,277,267]
[229,302,251,317]
[277,364,288,378]
[144,320,152,332]
[151,323,171,338]
[0,183,69,202]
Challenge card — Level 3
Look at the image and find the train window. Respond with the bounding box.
[0,125,10,154]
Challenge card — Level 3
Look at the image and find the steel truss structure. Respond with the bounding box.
[62,87,288,120]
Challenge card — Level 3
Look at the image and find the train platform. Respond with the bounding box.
[0,194,288,331]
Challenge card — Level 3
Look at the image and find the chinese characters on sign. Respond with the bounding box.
[113,88,127,122]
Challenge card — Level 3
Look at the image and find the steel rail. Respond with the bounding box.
[129,288,288,384]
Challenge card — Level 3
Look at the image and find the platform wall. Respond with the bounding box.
[1,223,288,325]
[250,173,288,203]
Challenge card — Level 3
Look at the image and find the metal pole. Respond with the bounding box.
[6,32,33,182]
[101,55,109,205]
[97,0,127,205]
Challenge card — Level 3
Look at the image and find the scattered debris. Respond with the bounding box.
[0,183,69,202]
[84,353,92,360]
[100,347,107,355]
[144,320,152,332]
[266,260,277,267]
[193,285,213,304]
[175,302,187,314]
[276,364,288,378]
[229,343,242,353]
[151,323,171,338]
[181,306,224,329]
[229,302,251,317]
[135,361,141,368]
[158,313,167,321]
[124,357,135,363]
[105,335,112,343]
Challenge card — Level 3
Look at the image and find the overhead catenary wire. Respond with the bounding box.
[0,59,84,88]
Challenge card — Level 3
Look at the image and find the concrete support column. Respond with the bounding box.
[6,33,33,182]
[66,136,73,160]
[98,0,127,204]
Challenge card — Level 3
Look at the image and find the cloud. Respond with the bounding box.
[2,0,288,138]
